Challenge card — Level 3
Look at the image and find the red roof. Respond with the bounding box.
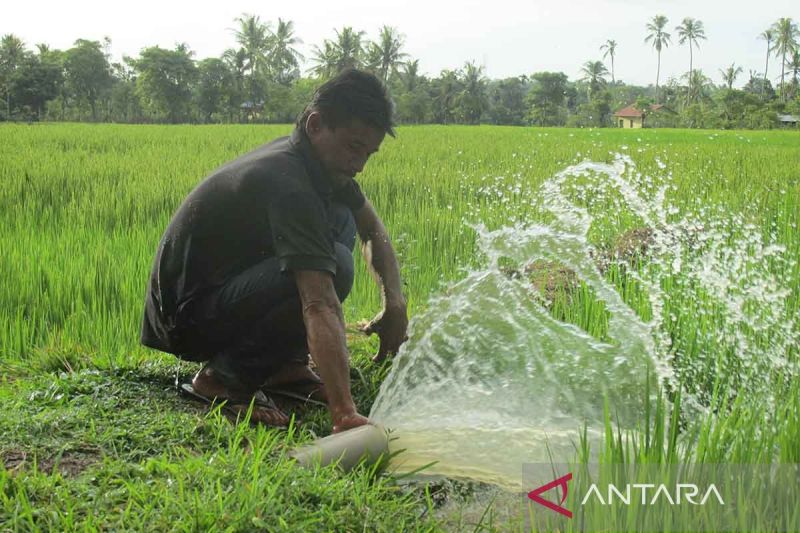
[614,104,664,118]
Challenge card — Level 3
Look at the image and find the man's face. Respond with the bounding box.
[306,113,385,187]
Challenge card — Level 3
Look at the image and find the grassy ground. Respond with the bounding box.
[0,337,455,531]
[1,123,798,530]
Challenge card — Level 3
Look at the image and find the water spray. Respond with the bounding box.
[293,154,797,488]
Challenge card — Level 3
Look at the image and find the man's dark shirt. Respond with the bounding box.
[140,127,366,354]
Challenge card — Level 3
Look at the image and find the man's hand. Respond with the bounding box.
[363,304,409,362]
[354,199,408,362]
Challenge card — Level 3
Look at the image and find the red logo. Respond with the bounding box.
[527,472,573,518]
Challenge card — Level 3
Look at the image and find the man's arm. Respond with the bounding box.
[295,269,368,432]
[354,198,409,362]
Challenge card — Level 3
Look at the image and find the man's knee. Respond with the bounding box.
[333,242,354,301]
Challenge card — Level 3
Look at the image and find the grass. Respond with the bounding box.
[1,123,798,530]
[0,338,442,531]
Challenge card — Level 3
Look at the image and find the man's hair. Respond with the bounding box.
[298,69,396,137]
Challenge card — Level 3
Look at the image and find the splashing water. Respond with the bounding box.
[370,155,798,490]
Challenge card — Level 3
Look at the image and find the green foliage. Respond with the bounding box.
[0,34,28,119]
[454,61,488,124]
[310,26,366,79]
[580,60,609,97]
[196,58,236,122]
[364,26,407,84]
[526,71,569,126]
[394,86,430,124]
[7,49,62,120]
[568,91,613,127]
[486,76,529,125]
[716,89,779,128]
[429,70,461,124]
[63,39,112,121]
[1,17,799,128]
[132,45,198,123]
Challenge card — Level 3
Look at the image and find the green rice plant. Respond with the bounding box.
[1,123,798,530]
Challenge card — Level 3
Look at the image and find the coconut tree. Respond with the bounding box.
[222,47,248,120]
[268,18,303,85]
[683,69,711,104]
[310,27,366,79]
[332,27,365,71]
[365,26,408,84]
[232,14,269,77]
[309,41,338,79]
[599,39,618,84]
[457,61,488,124]
[771,17,799,101]
[719,63,743,90]
[401,59,421,92]
[431,69,461,124]
[232,14,270,105]
[758,29,774,98]
[787,50,800,99]
[645,15,671,104]
[223,47,247,78]
[676,17,707,105]
[580,60,609,98]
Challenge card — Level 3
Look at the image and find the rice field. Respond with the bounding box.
[0,123,798,530]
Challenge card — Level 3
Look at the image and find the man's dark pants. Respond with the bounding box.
[177,203,356,392]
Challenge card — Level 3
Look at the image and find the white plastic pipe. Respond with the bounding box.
[290,424,389,471]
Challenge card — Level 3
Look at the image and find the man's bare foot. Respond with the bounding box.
[261,362,328,403]
[192,367,290,426]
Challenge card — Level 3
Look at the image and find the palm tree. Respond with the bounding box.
[787,50,800,99]
[580,60,609,97]
[684,69,711,104]
[332,27,365,71]
[222,47,247,120]
[268,18,303,84]
[232,14,270,105]
[232,14,269,77]
[645,15,671,104]
[310,27,366,79]
[457,61,488,124]
[599,39,618,84]
[432,70,461,124]
[758,29,774,97]
[719,63,743,90]
[676,17,707,104]
[223,47,248,77]
[366,26,408,84]
[401,59,420,92]
[309,40,338,79]
[771,17,799,101]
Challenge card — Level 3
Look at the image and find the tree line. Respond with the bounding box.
[1,15,798,128]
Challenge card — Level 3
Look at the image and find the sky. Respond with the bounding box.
[3,0,797,87]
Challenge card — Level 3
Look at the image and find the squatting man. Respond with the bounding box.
[140,69,408,432]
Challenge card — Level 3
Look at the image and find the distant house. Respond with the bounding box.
[777,114,799,127]
[613,104,666,128]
